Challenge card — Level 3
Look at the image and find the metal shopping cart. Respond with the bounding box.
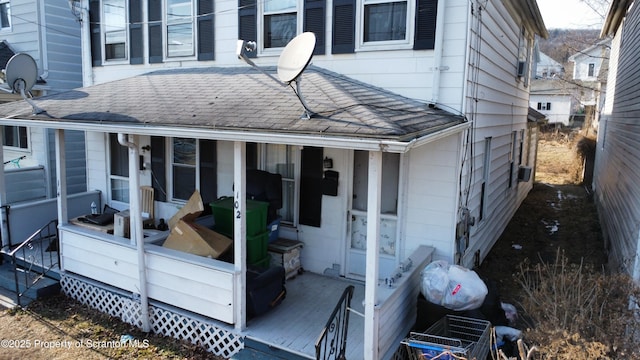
[401,315,491,360]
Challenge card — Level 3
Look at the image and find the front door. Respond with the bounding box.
[346,150,401,280]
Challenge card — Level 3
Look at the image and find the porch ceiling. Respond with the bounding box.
[0,66,464,146]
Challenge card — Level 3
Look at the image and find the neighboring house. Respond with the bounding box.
[568,38,610,129]
[595,0,640,282]
[0,0,546,359]
[0,0,88,246]
[530,79,574,126]
[534,49,564,79]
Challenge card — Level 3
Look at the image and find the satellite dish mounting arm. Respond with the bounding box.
[236,40,285,86]
[13,79,45,115]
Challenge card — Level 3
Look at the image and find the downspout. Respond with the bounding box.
[80,0,93,87]
[0,137,8,250]
[430,0,447,104]
[118,133,150,332]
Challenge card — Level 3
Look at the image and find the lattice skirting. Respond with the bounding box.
[60,274,244,358]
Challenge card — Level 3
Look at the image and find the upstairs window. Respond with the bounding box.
[362,0,407,43]
[537,102,551,111]
[166,0,195,57]
[588,63,595,77]
[103,0,127,60]
[0,0,10,30]
[263,0,299,49]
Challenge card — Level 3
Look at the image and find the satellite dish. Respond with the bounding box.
[277,32,316,83]
[5,53,44,114]
[6,53,38,93]
[236,32,318,119]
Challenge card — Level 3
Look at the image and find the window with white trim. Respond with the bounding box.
[2,126,28,149]
[262,0,299,49]
[166,0,196,57]
[263,144,296,223]
[103,0,128,61]
[362,0,408,43]
[171,137,197,200]
[109,133,130,202]
[0,0,10,30]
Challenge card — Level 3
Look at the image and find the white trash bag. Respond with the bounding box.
[420,260,488,311]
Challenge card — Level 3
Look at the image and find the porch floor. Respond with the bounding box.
[235,272,366,359]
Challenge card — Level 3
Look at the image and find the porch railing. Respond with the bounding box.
[8,220,59,306]
[315,285,355,360]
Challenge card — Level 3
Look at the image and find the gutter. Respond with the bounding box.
[1,118,469,154]
[117,133,151,332]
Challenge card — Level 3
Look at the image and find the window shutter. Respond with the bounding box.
[299,147,323,227]
[238,0,257,58]
[199,140,217,207]
[89,0,102,66]
[129,0,143,64]
[414,0,438,50]
[198,0,215,61]
[150,137,167,202]
[148,0,163,63]
[304,0,326,55]
[332,0,355,54]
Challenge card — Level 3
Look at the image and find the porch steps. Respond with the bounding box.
[0,261,60,308]
[231,339,312,360]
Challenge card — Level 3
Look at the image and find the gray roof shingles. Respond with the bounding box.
[0,66,464,142]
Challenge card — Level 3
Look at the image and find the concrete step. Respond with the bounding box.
[231,339,311,360]
[0,262,60,307]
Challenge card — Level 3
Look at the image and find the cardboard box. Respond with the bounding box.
[168,190,205,230]
[114,210,131,238]
[163,219,232,258]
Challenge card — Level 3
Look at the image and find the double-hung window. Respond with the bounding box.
[0,0,10,30]
[103,0,127,61]
[109,134,130,202]
[166,0,195,57]
[264,144,296,223]
[171,137,197,200]
[363,0,407,42]
[2,126,28,149]
[262,0,299,49]
[359,0,412,49]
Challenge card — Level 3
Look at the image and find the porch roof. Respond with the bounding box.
[0,66,465,151]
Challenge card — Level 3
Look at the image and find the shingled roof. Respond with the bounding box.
[0,66,464,143]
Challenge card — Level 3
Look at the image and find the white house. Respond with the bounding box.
[595,0,640,283]
[534,50,564,79]
[529,78,573,126]
[0,0,547,359]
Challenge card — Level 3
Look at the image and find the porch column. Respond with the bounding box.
[55,129,68,225]
[233,141,247,331]
[0,128,7,249]
[364,150,382,360]
[119,133,150,332]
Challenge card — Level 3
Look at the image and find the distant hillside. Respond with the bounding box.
[538,29,601,65]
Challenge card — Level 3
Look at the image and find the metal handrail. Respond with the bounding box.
[9,220,59,306]
[315,285,355,360]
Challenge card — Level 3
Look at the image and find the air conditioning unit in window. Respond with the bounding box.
[518,166,532,182]
[517,61,528,77]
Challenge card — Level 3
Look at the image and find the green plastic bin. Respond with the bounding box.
[247,231,269,264]
[210,197,269,237]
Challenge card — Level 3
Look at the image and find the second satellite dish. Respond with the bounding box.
[5,53,38,93]
[4,53,44,114]
[277,32,316,83]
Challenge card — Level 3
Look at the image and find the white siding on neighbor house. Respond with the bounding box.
[1,0,40,57]
[529,94,572,125]
[594,3,640,281]
[460,0,534,267]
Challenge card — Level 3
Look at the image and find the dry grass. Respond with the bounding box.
[0,295,217,360]
[516,250,640,359]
